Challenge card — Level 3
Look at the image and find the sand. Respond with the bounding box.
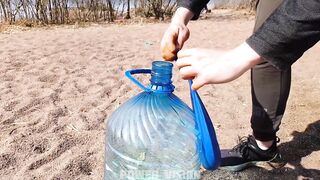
[0,10,319,179]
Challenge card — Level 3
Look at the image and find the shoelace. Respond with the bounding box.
[230,136,251,158]
[230,135,281,159]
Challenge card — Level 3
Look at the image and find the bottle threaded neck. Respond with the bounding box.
[149,61,174,92]
[150,61,173,85]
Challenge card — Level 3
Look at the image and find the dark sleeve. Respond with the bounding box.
[177,0,209,20]
[246,0,320,70]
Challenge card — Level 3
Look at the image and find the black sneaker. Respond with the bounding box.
[219,135,285,172]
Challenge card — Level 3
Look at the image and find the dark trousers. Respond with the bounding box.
[251,0,291,141]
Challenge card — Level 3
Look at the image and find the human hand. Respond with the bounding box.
[160,8,194,61]
[161,22,189,61]
[176,43,263,90]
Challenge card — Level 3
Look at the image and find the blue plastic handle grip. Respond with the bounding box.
[189,80,221,170]
[125,69,152,92]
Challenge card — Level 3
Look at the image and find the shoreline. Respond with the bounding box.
[0,9,254,34]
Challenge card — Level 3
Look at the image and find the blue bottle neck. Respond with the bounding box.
[149,61,174,93]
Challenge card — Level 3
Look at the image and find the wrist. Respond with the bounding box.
[172,7,194,26]
[232,42,262,68]
[223,42,262,77]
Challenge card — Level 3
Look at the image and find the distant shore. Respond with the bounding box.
[0,8,254,33]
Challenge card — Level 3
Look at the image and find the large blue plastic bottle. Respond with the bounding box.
[105,61,201,179]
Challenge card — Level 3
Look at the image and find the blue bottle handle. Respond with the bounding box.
[125,69,175,93]
[125,69,152,92]
[125,68,221,170]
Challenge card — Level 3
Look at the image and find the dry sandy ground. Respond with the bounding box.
[0,10,319,179]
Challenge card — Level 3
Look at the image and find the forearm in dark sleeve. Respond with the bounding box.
[246,0,320,70]
[177,0,209,20]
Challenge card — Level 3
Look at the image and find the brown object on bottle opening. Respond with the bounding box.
[161,42,177,61]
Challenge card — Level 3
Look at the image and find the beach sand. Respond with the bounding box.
[0,10,319,179]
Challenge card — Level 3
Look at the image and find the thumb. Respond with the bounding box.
[191,76,206,90]
[177,28,190,49]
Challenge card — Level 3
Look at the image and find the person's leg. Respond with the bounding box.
[251,63,291,144]
[220,0,290,172]
[253,0,283,32]
[251,0,289,147]
[220,65,291,172]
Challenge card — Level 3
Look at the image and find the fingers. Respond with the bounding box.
[161,44,177,61]
[177,48,198,58]
[192,76,207,90]
[161,24,190,61]
[176,57,195,68]
[177,57,206,90]
[176,48,210,90]
[179,66,197,80]
[177,27,189,49]
[160,27,177,61]
[161,33,177,61]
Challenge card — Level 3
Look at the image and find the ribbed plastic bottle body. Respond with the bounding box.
[105,92,200,180]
